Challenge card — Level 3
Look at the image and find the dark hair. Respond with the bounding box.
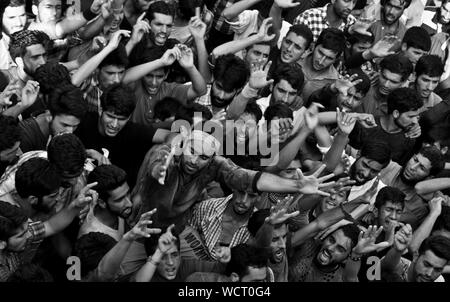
[47,133,87,178]
[330,224,360,250]
[15,157,61,199]
[144,231,181,256]
[402,26,431,52]
[0,115,21,152]
[245,33,273,52]
[5,0,25,7]
[380,54,413,82]
[213,54,250,93]
[248,209,285,237]
[264,103,293,123]
[381,0,412,9]
[286,24,314,50]
[354,0,368,10]
[272,63,305,92]
[48,84,87,120]
[177,0,204,21]
[99,44,129,69]
[360,139,392,168]
[34,62,72,94]
[74,232,117,278]
[87,165,127,203]
[225,243,270,278]
[346,67,371,95]
[315,28,346,56]
[100,84,136,117]
[154,97,183,121]
[174,103,213,125]
[418,235,450,261]
[9,30,51,59]
[139,47,170,73]
[7,264,53,282]
[243,101,263,124]
[387,87,423,114]
[374,186,405,210]
[415,55,444,78]
[347,32,374,47]
[145,0,175,22]
[434,206,450,233]
[0,200,28,241]
[418,146,445,176]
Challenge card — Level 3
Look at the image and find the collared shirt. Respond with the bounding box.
[359,84,388,118]
[78,205,125,242]
[81,72,103,114]
[418,92,442,114]
[0,35,14,70]
[294,4,356,43]
[188,194,251,260]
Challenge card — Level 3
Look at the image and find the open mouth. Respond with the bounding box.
[318,249,331,264]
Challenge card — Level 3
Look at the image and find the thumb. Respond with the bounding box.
[375,241,391,251]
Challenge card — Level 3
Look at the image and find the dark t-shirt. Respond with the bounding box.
[75,113,156,187]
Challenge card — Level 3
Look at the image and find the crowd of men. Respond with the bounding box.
[0,0,450,283]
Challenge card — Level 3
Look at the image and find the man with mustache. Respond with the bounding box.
[421,0,450,36]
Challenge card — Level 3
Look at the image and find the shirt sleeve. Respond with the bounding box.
[211,156,261,193]
[29,220,46,242]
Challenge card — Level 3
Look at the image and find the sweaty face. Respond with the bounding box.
[36,0,62,23]
[2,5,27,36]
[378,69,404,96]
[235,112,258,143]
[106,182,133,219]
[245,44,271,67]
[280,32,309,64]
[401,153,432,183]
[231,190,258,215]
[337,86,364,111]
[50,114,81,135]
[272,80,299,106]
[320,189,348,213]
[383,0,407,25]
[377,201,403,230]
[181,144,213,175]
[149,13,173,46]
[402,46,427,66]
[413,250,448,282]
[333,0,357,19]
[22,44,47,76]
[6,222,31,252]
[99,111,130,137]
[271,224,288,263]
[415,74,440,99]
[312,45,339,71]
[317,229,353,266]
[350,157,384,185]
[0,141,22,164]
[393,110,420,132]
[440,3,450,24]
[210,81,237,108]
[157,242,181,280]
[98,65,126,90]
[143,68,167,96]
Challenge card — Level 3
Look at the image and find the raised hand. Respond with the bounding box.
[429,196,443,216]
[106,29,131,50]
[86,149,111,166]
[211,108,226,122]
[359,177,380,203]
[334,74,363,97]
[295,164,335,196]
[130,12,151,45]
[188,16,207,40]
[304,102,324,131]
[158,224,177,254]
[336,107,357,135]
[177,44,195,69]
[404,123,421,139]
[349,17,375,36]
[0,80,20,107]
[393,223,412,252]
[249,60,274,89]
[123,209,162,242]
[256,17,276,43]
[91,0,108,14]
[353,225,390,255]
[153,147,176,185]
[20,80,40,108]
[322,176,355,195]
[69,182,98,210]
[212,245,231,263]
[160,46,182,66]
[354,113,377,128]
[265,195,300,225]
[275,0,301,8]
[100,0,112,19]
[90,36,108,52]
[369,35,398,58]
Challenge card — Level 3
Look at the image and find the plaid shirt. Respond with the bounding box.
[80,73,103,114]
[294,4,356,43]
[188,194,251,260]
[212,0,239,35]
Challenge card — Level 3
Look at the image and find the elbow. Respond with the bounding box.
[197,84,207,96]
[221,11,234,21]
[414,183,426,195]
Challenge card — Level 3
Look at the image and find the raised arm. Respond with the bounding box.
[380,224,413,274]
[177,45,207,100]
[222,0,263,21]
[125,13,151,56]
[269,1,301,43]
[188,16,210,82]
[415,178,450,199]
[77,2,112,40]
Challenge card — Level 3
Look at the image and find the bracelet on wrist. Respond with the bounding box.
[147,256,160,266]
[349,251,362,262]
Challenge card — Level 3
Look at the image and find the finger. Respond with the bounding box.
[318,173,335,183]
[166,224,175,234]
[312,164,327,177]
[146,228,162,235]
[375,241,390,251]
[82,182,98,193]
[137,12,146,22]
[316,190,331,197]
[286,210,300,219]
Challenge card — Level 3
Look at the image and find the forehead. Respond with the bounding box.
[104,111,129,119]
[382,201,404,210]
[275,79,297,92]
[359,157,385,170]
[249,44,271,54]
[108,182,130,201]
[419,250,448,268]
[273,224,288,238]
[151,12,173,24]
[25,44,46,56]
[146,68,166,77]
[330,229,352,250]
[413,153,432,168]
[4,5,26,16]
[238,112,257,122]
[315,45,338,58]
[54,114,80,124]
[101,65,126,72]
[39,0,62,5]
[285,32,307,46]
[381,69,403,81]
[417,74,440,82]
[385,0,406,7]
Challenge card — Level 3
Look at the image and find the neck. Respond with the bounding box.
[327,5,341,25]
[94,205,119,230]
[379,115,402,133]
[17,67,31,83]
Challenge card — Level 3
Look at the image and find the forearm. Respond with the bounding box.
[415,178,450,195]
[343,255,361,282]
[194,38,211,82]
[314,125,332,149]
[122,59,166,84]
[135,249,163,282]
[381,247,403,272]
[125,40,138,56]
[409,212,440,253]
[226,84,257,119]
[44,206,79,237]
[254,222,274,248]
[2,104,29,119]
[212,34,260,58]
[222,0,262,20]
[77,16,106,40]
[318,111,338,125]
[56,13,92,39]
[269,2,283,43]
[186,66,207,98]
[323,131,349,172]
[97,236,134,281]
[71,47,114,86]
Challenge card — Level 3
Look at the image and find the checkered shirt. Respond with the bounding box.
[212,0,239,35]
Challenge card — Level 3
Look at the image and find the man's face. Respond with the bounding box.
[312,45,338,71]
[333,0,356,19]
[99,111,130,137]
[402,153,432,183]
[337,86,364,111]
[181,143,213,175]
[36,0,62,24]
[50,114,81,135]
[231,190,258,215]
[320,189,348,213]
[240,266,267,282]
[280,32,308,64]
[272,79,298,106]
[98,65,126,90]
[440,2,450,24]
[133,0,152,12]
[383,0,407,25]
[415,74,440,99]
[350,156,385,185]
[149,13,173,46]
[106,182,133,219]
[2,5,27,36]
[350,41,372,56]
[268,117,292,144]
[279,160,301,179]
[6,222,31,252]
[316,229,353,266]
[143,68,167,95]
[157,242,181,280]
[22,44,47,76]
[0,141,21,164]
[34,190,59,213]
[413,250,448,282]
[377,201,403,230]
[211,81,237,108]
[378,69,404,95]
[402,46,427,65]
[270,224,288,263]
[244,44,271,67]
[235,112,257,143]
[393,109,420,132]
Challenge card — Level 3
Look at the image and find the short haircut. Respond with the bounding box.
[315,28,346,56]
[100,84,136,117]
[248,209,284,237]
[99,44,129,69]
[15,157,61,199]
[264,102,293,123]
[213,54,250,93]
[9,30,51,59]
[7,264,53,282]
[0,115,21,152]
[415,55,444,78]
[417,145,445,176]
[174,103,213,125]
[245,33,273,52]
[243,101,263,124]
[272,63,305,92]
[333,224,360,250]
[47,133,87,178]
[6,0,26,7]
[434,205,450,233]
[360,138,392,168]
[225,243,270,278]
[286,24,314,50]
[0,200,28,241]
[87,165,127,203]
[381,0,412,9]
[347,67,371,95]
[387,87,423,114]
[418,235,450,262]
[154,97,183,121]
[48,84,87,120]
[145,0,175,22]
[347,32,375,46]
[139,47,169,72]
[374,186,405,210]
[34,62,72,94]
[402,26,431,52]
[379,54,414,82]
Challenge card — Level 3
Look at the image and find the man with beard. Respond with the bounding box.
[422,0,450,36]
[293,0,357,44]
[379,145,446,229]
[78,165,133,242]
[121,0,154,31]
[400,27,431,67]
[0,115,22,176]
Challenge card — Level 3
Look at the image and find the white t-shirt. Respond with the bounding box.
[78,206,125,242]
